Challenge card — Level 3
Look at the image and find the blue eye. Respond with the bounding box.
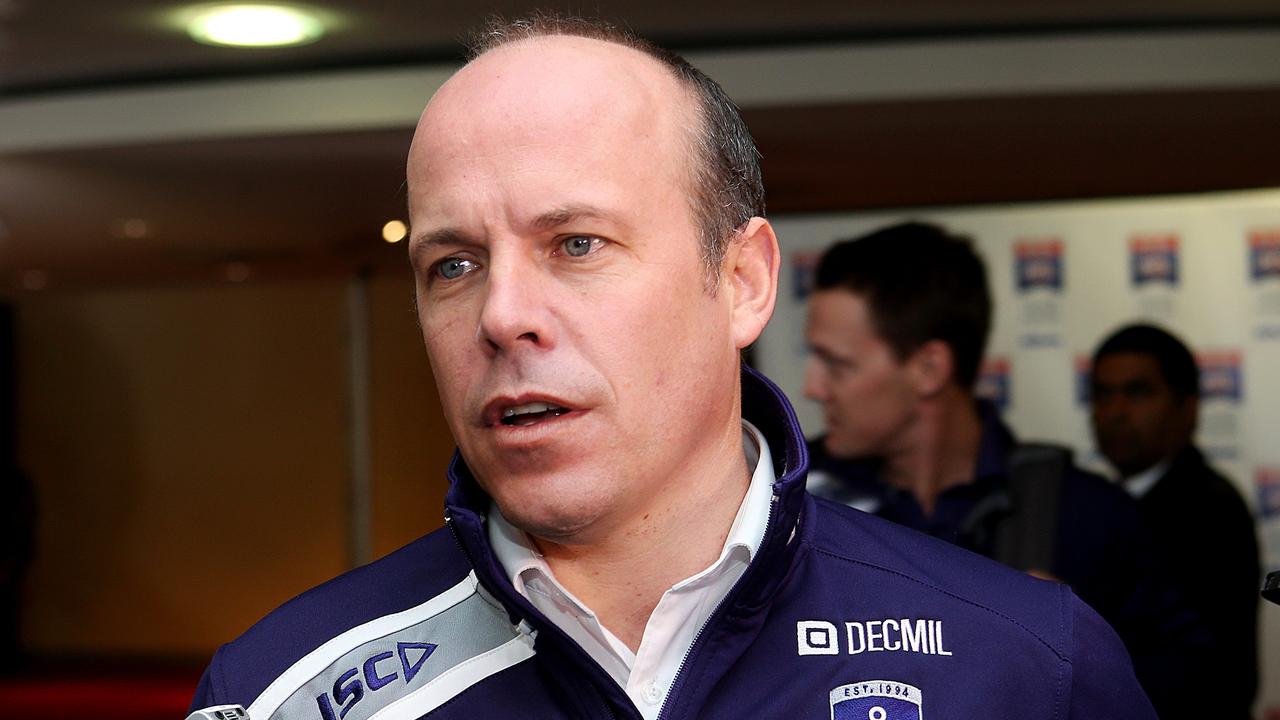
[561,236,600,257]
[436,257,477,280]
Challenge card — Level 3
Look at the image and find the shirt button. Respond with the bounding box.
[642,682,662,704]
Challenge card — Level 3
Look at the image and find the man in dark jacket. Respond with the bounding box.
[189,15,1155,720]
[803,222,1207,718]
[1091,323,1260,719]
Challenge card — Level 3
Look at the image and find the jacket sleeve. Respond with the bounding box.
[188,646,226,715]
[1066,593,1158,719]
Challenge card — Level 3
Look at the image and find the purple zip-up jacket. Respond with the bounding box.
[189,367,1155,720]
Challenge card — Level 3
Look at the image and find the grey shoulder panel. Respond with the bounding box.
[218,572,534,720]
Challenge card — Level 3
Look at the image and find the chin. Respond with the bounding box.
[496,500,602,542]
[486,473,615,543]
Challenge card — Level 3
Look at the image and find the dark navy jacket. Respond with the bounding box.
[190,370,1156,720]
[807,403,1208,719]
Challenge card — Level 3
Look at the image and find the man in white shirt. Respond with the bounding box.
[189,14,1155,720]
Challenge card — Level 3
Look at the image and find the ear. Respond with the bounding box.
[725,217,780,349]
[906,340,954,397]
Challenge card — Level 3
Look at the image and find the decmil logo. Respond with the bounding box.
[1250,229,1280,281]
[1014,238,1064,292]
[1197,351,1243,402]
[1129,234,1179,287]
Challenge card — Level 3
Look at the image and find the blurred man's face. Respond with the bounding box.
[804,289,918,458]
[405,37,751,543]
[1090,352,1196,478]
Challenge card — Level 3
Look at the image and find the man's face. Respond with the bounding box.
[804,289,919,459]
[406,38,748,542]
[1090,352,1196,477]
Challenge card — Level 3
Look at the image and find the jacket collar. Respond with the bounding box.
[442,363,810,629]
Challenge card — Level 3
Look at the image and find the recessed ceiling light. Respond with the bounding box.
[224,262,253,282]
[111,218,151,240]
[382,220,408,244]
[22,270,47,291]
[186,3,325,48]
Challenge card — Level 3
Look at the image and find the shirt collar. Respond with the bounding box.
[488,419,777,596]
[1121,458,1171,499]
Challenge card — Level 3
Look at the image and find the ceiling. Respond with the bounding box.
[3,1,1280,292]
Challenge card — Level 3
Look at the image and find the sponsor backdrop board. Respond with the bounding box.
[755,188,1280,716]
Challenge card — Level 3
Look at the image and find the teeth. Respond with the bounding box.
[503,401,557,418]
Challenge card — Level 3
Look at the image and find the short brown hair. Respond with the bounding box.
[814,222,992,389]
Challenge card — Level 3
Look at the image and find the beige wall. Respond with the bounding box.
[15,271,452,658]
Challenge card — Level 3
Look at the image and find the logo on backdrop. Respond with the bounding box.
[1249,229,1280,282]
[1074,355,1092,405]
[1014,238,1064,292]
[830,681,924,720]
[1198,351,1243,402]
[1257,467,1280,520]
[976,357,1011,411]
[792,251,820,301]
[1129,233,1179,287]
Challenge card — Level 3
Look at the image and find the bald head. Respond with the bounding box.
[410,35,693,214]
[409,15,763,284]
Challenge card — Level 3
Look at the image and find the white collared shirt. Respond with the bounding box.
[1121,458,1172,499]
[487,420,776,719]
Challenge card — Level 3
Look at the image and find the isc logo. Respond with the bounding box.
[316,641,438,720]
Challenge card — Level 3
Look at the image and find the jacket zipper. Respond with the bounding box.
[653,493,783,720]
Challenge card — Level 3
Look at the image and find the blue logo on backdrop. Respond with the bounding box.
[316,641,438,720]
[1130,235,1179,287]
[1014,239,1063,292]
[1257,468,1280,520]
[1074,356,1092,405]
[975,358,1010,411]
[1250,230,1280,281]
[792,251,820,300]
[1198,352,1243,402]
[830,681,923,720]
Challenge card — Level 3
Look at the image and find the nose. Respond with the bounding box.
[803,356,827,401]
[477,250,555,357]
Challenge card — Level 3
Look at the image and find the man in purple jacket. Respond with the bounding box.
[188,13,1156,720]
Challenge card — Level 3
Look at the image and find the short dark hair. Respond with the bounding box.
[1091,323,1199,399]
[467,12,765,288]
[813,222,991,389]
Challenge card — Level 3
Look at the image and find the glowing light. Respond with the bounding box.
[382,220,408,244]
[186,4,325,48]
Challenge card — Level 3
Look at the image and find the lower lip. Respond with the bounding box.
[490,409,586,446]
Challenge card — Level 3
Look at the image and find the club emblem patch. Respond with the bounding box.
[830,680,923,720]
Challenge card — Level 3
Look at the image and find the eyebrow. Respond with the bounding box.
[409,203,617,255]
[530,204,614,233]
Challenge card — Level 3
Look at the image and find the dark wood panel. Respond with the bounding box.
[749,88,1280,212]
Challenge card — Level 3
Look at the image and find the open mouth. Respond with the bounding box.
[500,401,571,427]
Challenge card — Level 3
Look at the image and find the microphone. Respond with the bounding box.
[186,706,249,720]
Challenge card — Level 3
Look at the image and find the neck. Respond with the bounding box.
[881,390,983,517]
[531,421,751,651]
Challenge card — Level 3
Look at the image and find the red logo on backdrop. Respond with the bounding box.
[1014,238,1063,292]
[1256,467,1280,519]
[975,357,1011,410]
[1249,229,1280,281]
[1074,355,1092,405]
[1129,233,1179,286]
[792,251,820,300]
